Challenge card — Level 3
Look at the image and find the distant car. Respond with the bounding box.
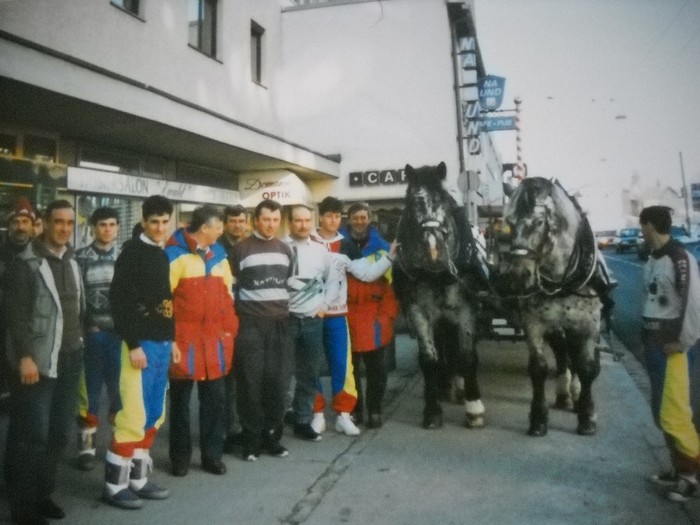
[595,230,617,250]
[616,228,642,253]
[638,225,697,260]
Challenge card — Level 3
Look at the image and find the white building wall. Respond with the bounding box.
[280,0,462,202]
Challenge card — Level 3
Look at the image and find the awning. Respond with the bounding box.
[239,170,313,208]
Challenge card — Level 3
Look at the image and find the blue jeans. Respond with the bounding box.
[6,349,83,515]
[80,330,122,425]
[290,316,324,425]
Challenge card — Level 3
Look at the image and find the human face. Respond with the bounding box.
[33,217,43,237]
[94,218,119,246]
[254,207,281,239]
[45,207,75,251]
[289,207,313,241]
[318,211,341,238]
[141,214,171,245]
[224,213,247,240]
[8,215,34,246]
[202,218,224,247]
[349,210,370,237]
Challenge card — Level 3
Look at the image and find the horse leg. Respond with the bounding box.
[456,312,484,428]
[573,337,600,436]
[527,326,549,436]
[408,305,442,429]
[549,332,574,411]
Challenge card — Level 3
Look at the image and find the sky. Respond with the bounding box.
[473,0,700,230]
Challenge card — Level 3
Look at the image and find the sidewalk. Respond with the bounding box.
[1,332,699,524]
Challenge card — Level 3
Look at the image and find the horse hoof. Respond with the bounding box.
[577,420,597,436]
[465,413,484,429]
[422,414,443,429]
[528,423,548,437]
[553,394,574,411]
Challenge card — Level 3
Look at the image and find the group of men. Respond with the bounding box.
[0,193,397,524]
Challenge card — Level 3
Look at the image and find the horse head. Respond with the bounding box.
[504,177,581,293]
[398,162,459,274]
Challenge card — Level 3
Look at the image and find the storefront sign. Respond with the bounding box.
[349,169,407,187]
[481,116,516,132]
[462,101,482,155]
[67,167,240,205]
[239,171,312,207]
[477,75,506,111]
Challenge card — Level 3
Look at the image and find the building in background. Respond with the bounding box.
[1,0,504,244]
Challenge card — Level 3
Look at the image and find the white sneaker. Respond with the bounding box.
[311,412,326,434]
[335,412,361,436]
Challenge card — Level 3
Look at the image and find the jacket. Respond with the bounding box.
[166,228,238,381]
[6,240,85,378]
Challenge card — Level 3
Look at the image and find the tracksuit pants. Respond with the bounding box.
[314,315,358,414]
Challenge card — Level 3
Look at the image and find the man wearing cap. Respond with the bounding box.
[0,197,38,410]
[5,199,85,524]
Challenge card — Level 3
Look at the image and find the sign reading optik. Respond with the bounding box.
[477,75,506,111]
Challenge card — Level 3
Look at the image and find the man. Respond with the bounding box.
[166,205,238,476]
[309,197,397,436]
[229,199,293,461]
[218,204,248,453]
[640,205,700,503]
[105,195,180,510]
[74,207,121,472]
[284,205,333,442]
[340,202,398,429]
[0,197,37,412]
[5,199,85,524]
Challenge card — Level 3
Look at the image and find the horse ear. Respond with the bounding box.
[405,164,416,184]
[437,162,447,180]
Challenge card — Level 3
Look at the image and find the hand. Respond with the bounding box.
[129,347,148,369]
[316,310,326,319]
[19,356,39,385]
[171,341,181,364]
[388,240,400,260]
[663,341,682,355]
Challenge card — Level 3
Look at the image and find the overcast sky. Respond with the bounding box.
[473,0,700,230]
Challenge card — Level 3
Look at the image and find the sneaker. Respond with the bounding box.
[242,446,260,462]
[335,413,361,436]
[102,487,144,510]
[293,423,322,442]
[76,452,97,472]
[262,440,289,458]
[649,469,678,486]
[133,480,170,500]
[668,477,698,502]
[311,412,326,434]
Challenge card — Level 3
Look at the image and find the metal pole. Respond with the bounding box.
[514,97,524,179]
[679,151,692,233]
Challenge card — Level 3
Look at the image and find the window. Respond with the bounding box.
[251,21,265,84]
[24,135,57,163]
[111,0,140,16]
[188,0,217,57]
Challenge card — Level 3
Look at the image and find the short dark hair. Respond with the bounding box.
[188,205,222,233]
[347,202,370,218]
[91,206,120,226]
[288,204,312,221]
[44,199,74,219]
[254,199,282,219]
[142,195,173,220]
[639,206,672,234]
[223,205,247,221]
[318,196,343,215]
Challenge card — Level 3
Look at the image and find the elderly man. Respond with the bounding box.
[166,205,238,477]
[5,199,85,524]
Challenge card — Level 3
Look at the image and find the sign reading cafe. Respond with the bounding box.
[349,169,407,187]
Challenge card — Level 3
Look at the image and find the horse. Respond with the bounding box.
[393,162,486,429]
[503,177,603,436]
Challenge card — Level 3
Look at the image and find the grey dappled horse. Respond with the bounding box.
[393,162,485,429]
[504,177,602,436]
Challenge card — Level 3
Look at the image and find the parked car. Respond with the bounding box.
[616,228,642,253]
[638,225,697,260]
[595,230,617,250]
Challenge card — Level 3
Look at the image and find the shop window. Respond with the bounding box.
[251,21,264,84]
[24,134,57,163]
[111,0,140,16]
[79,145,141,176]
[188,0,217,57]
[0,133,17,156]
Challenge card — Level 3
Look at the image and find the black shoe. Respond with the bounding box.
[202,458,227,475]
[293,423,322,442]
[367,413,383,429]
[11,511,49,525]
[262,440,289,458]
[39,498,65,519]
[223,432,243,453]
[171,459,189,477]
[242,446,260,462]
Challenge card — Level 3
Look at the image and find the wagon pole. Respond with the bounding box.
[679,151,692,234]
[514,96,524,179]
